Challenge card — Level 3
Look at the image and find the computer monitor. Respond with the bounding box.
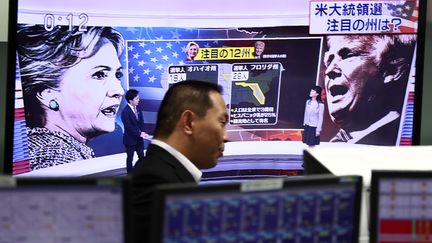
[151,175,363,243]
[370,170,432,243]
[0,176,133,243]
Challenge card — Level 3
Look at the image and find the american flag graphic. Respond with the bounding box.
[117,27,257,89]
[116,27,257,132]
[126,39,203,88]
[13,55,31,174]
[384,0,419,33]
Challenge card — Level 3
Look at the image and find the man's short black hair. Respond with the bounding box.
[125,89,139,103]
[154,80,223,138]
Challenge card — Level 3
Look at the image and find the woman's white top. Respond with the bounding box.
[303,100,324,132]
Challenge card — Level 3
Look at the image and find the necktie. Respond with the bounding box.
[330,129,353,142]
[133,107,138,119]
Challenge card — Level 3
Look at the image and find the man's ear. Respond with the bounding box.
[383,58,407,84]
[36,89,59,108]
[180,110,195,135]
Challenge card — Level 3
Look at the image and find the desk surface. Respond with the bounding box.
[305,145,432,186]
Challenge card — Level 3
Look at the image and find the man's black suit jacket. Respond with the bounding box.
[132,143,196,243]
[121,105,145,146]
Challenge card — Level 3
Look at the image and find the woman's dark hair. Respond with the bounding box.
[154,80,223,138]
[311,85,323,103]
[17,25,125,127]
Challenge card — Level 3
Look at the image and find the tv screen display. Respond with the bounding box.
[5,0,426,177]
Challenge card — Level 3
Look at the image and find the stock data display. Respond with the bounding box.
[377,178,432,243]
[162,185,357,243]
[0,187,125,243]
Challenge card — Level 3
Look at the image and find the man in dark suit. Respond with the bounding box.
[121,89,147,173]
[132,80,229,242]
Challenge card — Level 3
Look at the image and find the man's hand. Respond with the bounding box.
[140,132,153,139]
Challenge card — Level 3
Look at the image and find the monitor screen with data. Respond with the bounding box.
[0,176,132,243]
[370,171,432,243]
[151,175,362,243]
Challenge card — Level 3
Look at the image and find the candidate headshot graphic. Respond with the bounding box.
[253,41,265,58]
[186,41,200,61]
[17,25,125,170]
[323,34,416,145]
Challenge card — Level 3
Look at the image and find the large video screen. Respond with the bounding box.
[7,0,425,177]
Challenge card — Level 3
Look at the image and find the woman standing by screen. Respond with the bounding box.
[302,85,324,147]
[17,25,125,170]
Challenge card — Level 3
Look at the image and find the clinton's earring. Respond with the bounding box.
[383,75,394,84]
[48,99,59,111]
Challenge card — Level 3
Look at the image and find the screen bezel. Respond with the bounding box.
[4,0,18,174]
[413,0,428,144]
[151,174,363,243]
[369,170,432,243]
